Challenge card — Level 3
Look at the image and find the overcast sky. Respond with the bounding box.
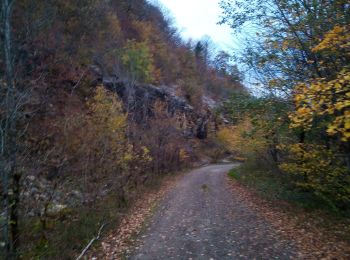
[149,0,235,51]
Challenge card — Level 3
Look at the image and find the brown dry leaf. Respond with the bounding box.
[226,177,350,259]
[89,173,182,259]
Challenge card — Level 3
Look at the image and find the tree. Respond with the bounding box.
[219,0,350,210]
[176,46,202,105]
[122,40,155,84]
[1,0,21,257]
[220,0,350,94]
[222,93,290,163]
[290,25,350,166]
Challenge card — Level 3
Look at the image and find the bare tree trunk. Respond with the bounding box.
[1,0,19,258]
[10,171,20,253]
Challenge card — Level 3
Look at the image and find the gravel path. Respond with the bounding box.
[128,164,298,259]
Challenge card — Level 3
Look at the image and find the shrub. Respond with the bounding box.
[279,144,350,210]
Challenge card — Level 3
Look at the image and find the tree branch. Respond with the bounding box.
[76,223,106,260]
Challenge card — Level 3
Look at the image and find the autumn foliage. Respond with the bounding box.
[219,0,350,210]
[0,0,242,258]
[291,25,350,142]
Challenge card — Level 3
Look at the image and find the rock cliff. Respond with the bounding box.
[102,77,215,139]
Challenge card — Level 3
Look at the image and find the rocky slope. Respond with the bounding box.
[102,76,219,140]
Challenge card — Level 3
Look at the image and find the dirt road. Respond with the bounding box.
[128,164,297,259]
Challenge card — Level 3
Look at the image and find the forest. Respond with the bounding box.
[0,0,349,259]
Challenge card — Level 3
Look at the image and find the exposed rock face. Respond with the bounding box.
[102,77,213,139]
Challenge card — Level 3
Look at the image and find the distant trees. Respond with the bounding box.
[220,93,289,163]
[177,46,202,105]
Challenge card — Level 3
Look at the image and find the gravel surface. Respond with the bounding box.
[128,164,298,259]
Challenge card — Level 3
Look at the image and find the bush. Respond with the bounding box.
[279,144,350,211]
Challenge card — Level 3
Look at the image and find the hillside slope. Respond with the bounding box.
[0,0,243,258]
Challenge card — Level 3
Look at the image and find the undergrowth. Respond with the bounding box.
[19,193,123,259]
[17,171,180,259]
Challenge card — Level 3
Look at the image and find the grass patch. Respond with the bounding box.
[228,168,240,180]
[228,158,332,208]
